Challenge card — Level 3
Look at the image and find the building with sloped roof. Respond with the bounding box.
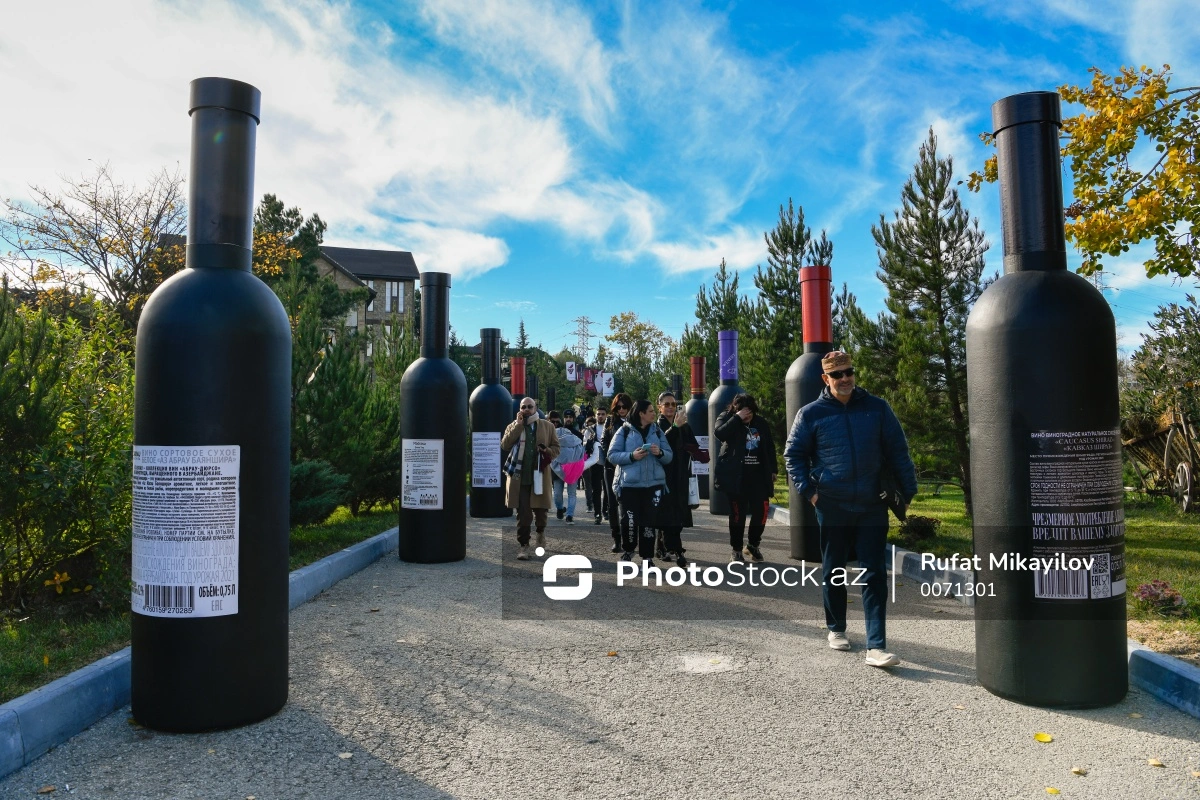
[315,246,418,344]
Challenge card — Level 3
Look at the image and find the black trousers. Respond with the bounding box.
[605,465,626,544]
[618,485,663,557]
[588,464,606,518]
[729,495,769,550]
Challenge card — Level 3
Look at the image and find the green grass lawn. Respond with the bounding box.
[773,478,1200,659]
[0,505,397,704]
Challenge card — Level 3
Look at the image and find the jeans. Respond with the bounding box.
[814,500,889,650]
[552,476,577,516]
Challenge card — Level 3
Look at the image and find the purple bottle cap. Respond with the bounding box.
[718,330,738,381]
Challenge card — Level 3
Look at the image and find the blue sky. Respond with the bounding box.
[1,0,1196,359]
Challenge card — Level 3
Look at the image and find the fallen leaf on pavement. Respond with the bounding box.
[207,748,215,754]
[368,608,380,613]
[1190,770,1200,777]
[1034,732,1053,743]
[708,659,721,665]
[1071,766,1087,776]
[36,787,54,795]
[1129,712,1143,718]
[338,752,353,760]
[953,704,966,710]
[607,651,618,657]
[1045,789,1059,795]
[1148,758,1164,767]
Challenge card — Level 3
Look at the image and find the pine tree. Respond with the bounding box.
[742,199,833,464]
[872,129,988,512]
[685,258,747,392]
[515,319,530,357]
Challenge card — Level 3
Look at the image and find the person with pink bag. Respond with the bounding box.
[550,410,599,523]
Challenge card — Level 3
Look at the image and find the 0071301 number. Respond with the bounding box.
[919,582,995,598]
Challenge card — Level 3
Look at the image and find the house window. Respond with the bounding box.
[346,308,358,327]
[391,281,404,313]
[366,280,375,312]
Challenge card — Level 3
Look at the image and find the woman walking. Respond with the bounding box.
[601,392,634,552]
[653,391,706,567]
[713,393,776,563]
[607,399,673,566]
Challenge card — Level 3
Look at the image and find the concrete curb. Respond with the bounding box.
[768,503,1200,721]
[0,526,400,781]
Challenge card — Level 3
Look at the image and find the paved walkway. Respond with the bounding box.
[5,511,1200,798]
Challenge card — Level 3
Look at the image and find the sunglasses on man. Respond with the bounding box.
[826,369,855,380]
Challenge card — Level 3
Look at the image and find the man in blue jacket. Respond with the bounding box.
[784,351,917,668]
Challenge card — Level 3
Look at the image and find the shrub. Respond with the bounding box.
[0,290,134,608]
[1132,580,1186,615]
[898,514,941,548]
[290,460,348,527]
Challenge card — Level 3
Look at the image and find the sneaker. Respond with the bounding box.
[620,551,634,562]
[557,508,565,520]
[535,531,546,549]
[744,545,764,562]
[517,545,531,561]
[611,542,622,553]
[865,649,900,668]
[566,515,574,524]
[595,515,603,525]
[675,554,688,569]
[730,549,745,563]
[828,631,851,651]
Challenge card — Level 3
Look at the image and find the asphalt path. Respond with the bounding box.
[5,510,1200,798]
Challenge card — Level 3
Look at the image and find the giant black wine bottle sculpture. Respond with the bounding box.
[966,91,1126,707]
[470,328,513,517]
[685,357,710,500]
[132,77,291,732]
[399,273,468,562]
[708,330,743,516]
[784,264,833,561]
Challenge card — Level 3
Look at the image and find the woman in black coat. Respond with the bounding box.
[713,393,776,563]
[652,390,708,567]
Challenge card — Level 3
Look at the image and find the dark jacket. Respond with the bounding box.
[656,416,704,528]
[784,386,918,513]
[712,411,776,500]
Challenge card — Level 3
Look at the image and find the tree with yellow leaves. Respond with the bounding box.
[969,65,1199,279]
[0,163,185,331]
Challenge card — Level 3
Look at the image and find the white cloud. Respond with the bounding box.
[495,300,537,311]
[0,0,670,282]
[649,227,765,275]
[415,0,616,135]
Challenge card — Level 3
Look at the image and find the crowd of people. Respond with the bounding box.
[497,349,918,669]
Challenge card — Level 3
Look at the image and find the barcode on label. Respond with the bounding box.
[1033,569,1088,599]
[143,584,195,611]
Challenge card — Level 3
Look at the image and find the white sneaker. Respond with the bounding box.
[828,631,851,651]
[517,545,530,560]
[865,649,900,668]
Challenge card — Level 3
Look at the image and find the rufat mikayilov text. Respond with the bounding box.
[921,553,1098,573]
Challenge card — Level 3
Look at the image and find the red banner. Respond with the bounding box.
[584,369,596,391]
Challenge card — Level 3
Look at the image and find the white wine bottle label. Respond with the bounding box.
[402,438,445,509]
[131,445,240,617]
